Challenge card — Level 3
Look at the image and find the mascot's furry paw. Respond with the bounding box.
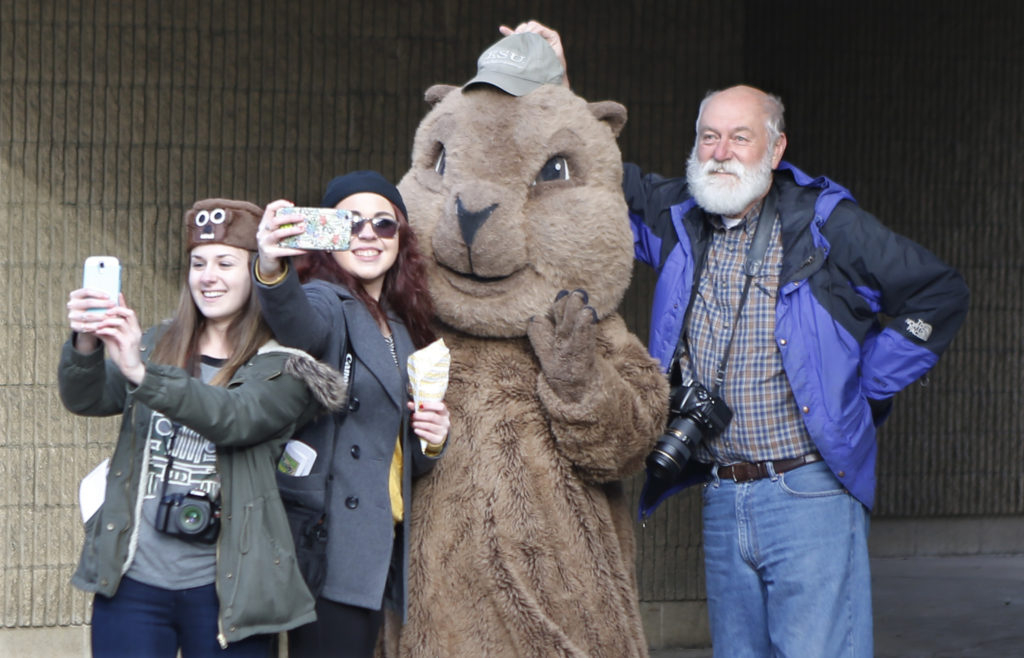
[527,289,599,403]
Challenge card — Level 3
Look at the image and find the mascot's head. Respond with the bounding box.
[399,75,631,338]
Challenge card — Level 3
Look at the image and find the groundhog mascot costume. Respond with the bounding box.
[385,33,668,657]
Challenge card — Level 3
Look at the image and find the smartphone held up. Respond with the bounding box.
[278,207,354,251]
[82,256,121,312]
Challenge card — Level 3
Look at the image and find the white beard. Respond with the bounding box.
[686,146,774,218]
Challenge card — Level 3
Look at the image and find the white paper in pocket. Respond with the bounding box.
[79,458,110,523]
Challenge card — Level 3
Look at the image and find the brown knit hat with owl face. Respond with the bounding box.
[184,199,263,251]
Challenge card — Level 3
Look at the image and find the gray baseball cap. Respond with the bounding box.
[464,32,564,96]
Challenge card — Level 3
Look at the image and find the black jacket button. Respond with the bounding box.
[345,496,359,509]
[350,445,360,459]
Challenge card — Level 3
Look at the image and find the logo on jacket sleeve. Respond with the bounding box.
[905,318,933,341]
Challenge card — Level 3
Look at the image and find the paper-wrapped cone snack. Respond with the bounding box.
[407,338,451,450]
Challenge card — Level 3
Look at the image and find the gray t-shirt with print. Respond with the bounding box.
[125,357,223,590]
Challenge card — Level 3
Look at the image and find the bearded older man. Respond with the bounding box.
[622,85,969,656]
[501,21,968,653]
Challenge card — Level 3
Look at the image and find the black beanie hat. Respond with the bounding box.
[320,170,408,219]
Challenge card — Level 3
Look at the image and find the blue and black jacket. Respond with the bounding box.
[625,161,969,515]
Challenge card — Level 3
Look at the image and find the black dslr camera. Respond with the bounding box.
[155,490,221,544]
[645,379,733,483]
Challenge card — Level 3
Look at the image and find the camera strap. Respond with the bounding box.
[678,189,779,395]
[157,422,183,503]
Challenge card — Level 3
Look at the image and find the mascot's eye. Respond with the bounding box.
[535,156,570,184]
[195,210,210,226]
[433,146,446,175]
[210,209,227,224]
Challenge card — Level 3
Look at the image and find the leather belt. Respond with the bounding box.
[718,452,823,483]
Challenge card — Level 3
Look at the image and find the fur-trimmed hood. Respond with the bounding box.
[259,340,349,414]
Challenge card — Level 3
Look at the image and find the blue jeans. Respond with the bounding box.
[702,460,872,657]
[91,577,273,658]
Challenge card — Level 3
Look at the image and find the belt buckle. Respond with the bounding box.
[730,463,754,483]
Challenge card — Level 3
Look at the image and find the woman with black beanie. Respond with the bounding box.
[254,171,449,657]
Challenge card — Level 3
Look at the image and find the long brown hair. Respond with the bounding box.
[296,205,436,348]
[150,253,272,386]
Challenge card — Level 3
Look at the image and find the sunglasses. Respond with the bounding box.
[351,216,399,239]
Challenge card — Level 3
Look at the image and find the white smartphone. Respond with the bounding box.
[82,256,121,312]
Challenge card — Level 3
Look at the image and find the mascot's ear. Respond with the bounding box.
[588,101,628,138]
[425,84,458,106]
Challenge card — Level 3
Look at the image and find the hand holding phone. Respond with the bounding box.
[277,207,353,251]
[82,256,121,313]
[70,256,121,352]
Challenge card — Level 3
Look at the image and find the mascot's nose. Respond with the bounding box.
[456,197,498,248]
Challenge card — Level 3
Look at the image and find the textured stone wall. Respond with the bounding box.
[1,0,1019,645]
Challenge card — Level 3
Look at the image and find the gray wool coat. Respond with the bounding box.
[255,265,442,619]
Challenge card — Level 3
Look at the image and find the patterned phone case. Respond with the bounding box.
[278,207,353,251]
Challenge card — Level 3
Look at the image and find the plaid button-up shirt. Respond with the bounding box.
[681,205,817,465]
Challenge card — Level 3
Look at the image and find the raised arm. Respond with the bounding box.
[58,289,130,417]
[129,352,330,449]
[498,20,570,89]
[254,200,342,356]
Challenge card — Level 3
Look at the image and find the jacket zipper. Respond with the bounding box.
[215,451,228,649]
[216,538,227,648]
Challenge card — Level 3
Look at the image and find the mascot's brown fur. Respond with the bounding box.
[387,82,669,657]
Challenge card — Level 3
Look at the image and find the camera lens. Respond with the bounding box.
[646,416,701,482]
[178,503,207,533]
[645,448,680,479]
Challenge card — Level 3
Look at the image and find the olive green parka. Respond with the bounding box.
[58,331,347,647]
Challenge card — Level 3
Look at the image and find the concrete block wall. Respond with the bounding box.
[1,0,1021,651]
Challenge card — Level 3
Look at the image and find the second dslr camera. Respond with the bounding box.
[645,379,733,484]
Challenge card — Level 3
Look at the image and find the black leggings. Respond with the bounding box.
[287,597,384,658]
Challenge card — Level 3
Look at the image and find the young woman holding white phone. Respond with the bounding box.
[60,198,346,657]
